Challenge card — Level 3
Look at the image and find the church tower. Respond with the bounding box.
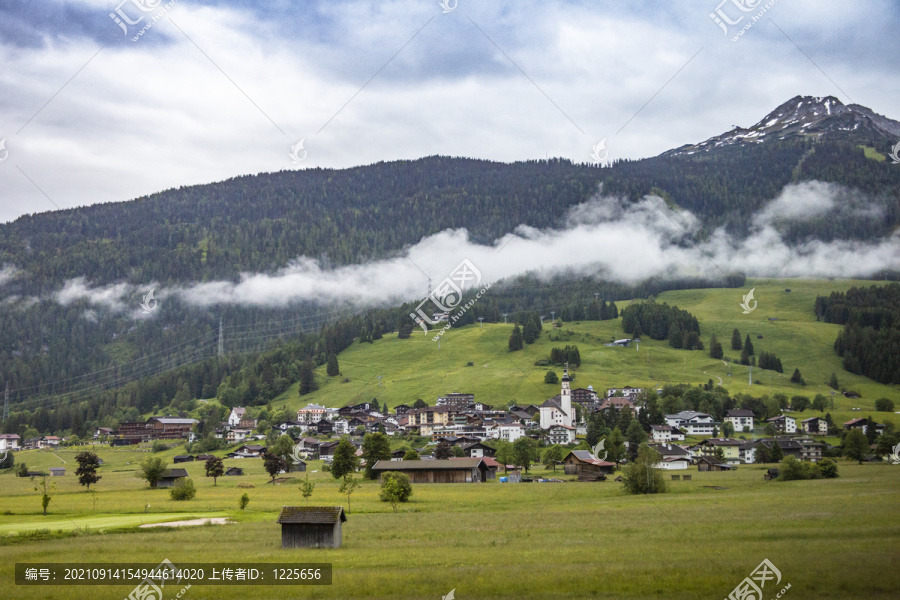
[560,362,572,426]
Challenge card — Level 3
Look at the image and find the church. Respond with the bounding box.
[539,364,574,429]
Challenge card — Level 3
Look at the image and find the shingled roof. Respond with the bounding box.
[160,468,189,478]
[277,506,346,524]
[371,458,485,471]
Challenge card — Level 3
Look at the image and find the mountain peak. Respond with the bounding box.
[665,95,897,157]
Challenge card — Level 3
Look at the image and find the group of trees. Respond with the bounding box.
[620,302,701,350]
[822,283,900,384]
[549,345,581,367]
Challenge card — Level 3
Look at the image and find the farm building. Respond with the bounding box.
[562,451,617,481]
[225,467,244,476]
[371,458,489,483]
[173,455,195,464]
[277,506,346,549]
[49,467,65,476]
[696,457,735,472]
[287,460,307,473]
[157,468,189,488]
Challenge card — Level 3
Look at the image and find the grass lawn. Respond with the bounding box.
[1,451,898,599]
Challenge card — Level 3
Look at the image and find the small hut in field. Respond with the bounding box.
[277,506,346,549]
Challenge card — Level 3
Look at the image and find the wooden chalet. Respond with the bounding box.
[696,456,735,472]
[277,506,346,549]
[562,450,617,481]
[371,458,489,483]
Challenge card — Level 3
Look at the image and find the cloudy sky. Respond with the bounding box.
[0,0,898,224]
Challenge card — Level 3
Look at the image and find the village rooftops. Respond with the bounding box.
[277,506,346,524]
[725,409,755,417]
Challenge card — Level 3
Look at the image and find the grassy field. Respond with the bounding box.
[264,278,899,430]
[1,445,899,599]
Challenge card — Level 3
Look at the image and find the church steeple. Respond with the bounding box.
[560,362,572,424]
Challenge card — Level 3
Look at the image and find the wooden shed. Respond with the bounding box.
[562,451,616,481]
[173,455,195,464]
[157,468,189,488]
[287,460,307,473]
[277,506,346,549]
[696,457,735,472]
[49,467,66,477]
[371,458,488,483]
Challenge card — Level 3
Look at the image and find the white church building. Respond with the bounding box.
[539,364,575,430]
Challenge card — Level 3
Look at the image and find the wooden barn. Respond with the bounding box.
[696,456,735,472]
[225,467,244,476]
[277,506,346,549]
[371,458,488,483]
[49,467,66,477]
[157,468,189,488]
[287,460,307,473]
[562,451,617,481]
[173,455,195,464]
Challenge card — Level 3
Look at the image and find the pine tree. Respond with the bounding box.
[769,441,784,463]
[508,324,524,352]
[790,368,805,385]
[743,335,754,356]
[731,329,742,351]
[828,372,839,390]
[326,354,340,377]
[709,334,724,359]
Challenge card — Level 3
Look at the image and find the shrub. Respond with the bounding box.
[16,462,28,477]
[239,493,250,510]
[777,456,822,481]
[151,440,168,453]
[544,370,559,384]
[621,446,667,495]
[818,458,839,479]
[169,478,196,501]
[379,472,413,510]
[875,398,895,412]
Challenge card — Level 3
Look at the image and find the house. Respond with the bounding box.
[692,439,744,465]
[547,424,577,445]
[277,506,346,549]
[665,411,717,436]
[331,419,349,435]
[436,393,475,411]
[157,468,189,488]
[232,444,265,457]
[314,419,334,436]
[39,436,61,448]
[724,409,755,432]
[394,404,412,415]
[93,427,114,440]
[597,397,637,413]
[287,459,307,473]
[451,456,500,479]
[406,406,453,435]
[801,417,829,436]
[318,441,339,458]
[459,441,496,458]
[655,457,690,470]
[495,423,526,443]
[648,443,691,461]
[738,441,757,464]
[391,449,408,461]
[297,404,327,424]
[539,366,575,429]
[562,450,617,481]
[173,455,195,464]
[49,467,66,476]
[650,425,684,443]
[797,437,825,462]
[195,454,215,462]
[758,438,804,460]
[766,415,797,434]
[226,429,251,444]
[843,418,873,435]
[696,456,735,471]
[371,458,489,483]
[227,407,247,428]
[607,387,643,400]
[225,467,244,476]
[0,434,20,451]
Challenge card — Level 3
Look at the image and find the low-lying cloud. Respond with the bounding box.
[35,181,900,314]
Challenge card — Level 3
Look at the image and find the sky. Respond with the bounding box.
[1,0,899,224]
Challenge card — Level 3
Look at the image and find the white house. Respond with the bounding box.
[607,386,643,400]
[766,414,797,434]
[547,424,577,445]
[332,419,349,435]
[655,457,690,470]
[724,409,755,432]
[648,443,691,470]
[801,417,829,436]
[497,423,525,443]
[227,407,246,428]
[297,404,327,424]
[650,425,685,443]
[665,411,717,436]
[0,433,21,451]
[226,429,251,444]
[738,441,757,464]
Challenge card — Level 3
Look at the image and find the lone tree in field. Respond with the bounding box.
[331,439,360,479]
[790,368,805,385]
[204,456,225,486]
[508,323,524,352]
[239,492,250,510]
[379,472,412,511]
[544,370,559,384]
[339,475,359,513]
[543,445,563,470]
[621,446,666,495]
[74,451,101,490]
[843,429,869,464]
[32,476,56,515]
[262,451,287,482]
[709,333,724,360]
[513,437,539,473]
[139,456,168,488]
[299,474,315,506]
[731,329,742,351]
[743,335,754,356]
[828,372,840,390]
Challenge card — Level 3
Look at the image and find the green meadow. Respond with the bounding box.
[1,446,899,599]
[267,278,899,430]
